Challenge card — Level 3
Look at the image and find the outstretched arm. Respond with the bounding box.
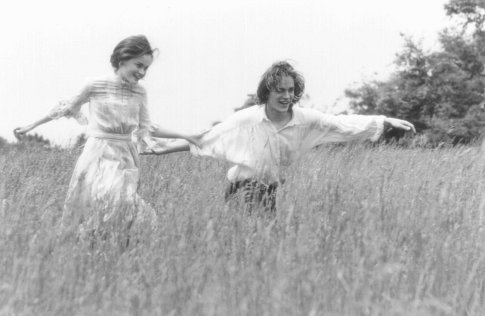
[140,139,190,155]
[150,126,203,146]
[137,92,203,147]
[13,116,53,139]
[150,125,186,139]
[14,81,92,140]
[304,110,415,148]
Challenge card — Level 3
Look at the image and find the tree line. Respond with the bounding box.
[345,0,485,146]
[4,1,485,149]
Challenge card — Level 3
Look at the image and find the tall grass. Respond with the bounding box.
[1,144,484,315]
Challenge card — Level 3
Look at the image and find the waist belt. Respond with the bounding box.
[88,131,132,141]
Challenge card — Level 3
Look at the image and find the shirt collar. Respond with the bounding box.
[112,74,137,89]
[259,104,302,128]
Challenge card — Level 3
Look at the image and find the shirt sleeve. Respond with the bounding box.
[47,81,92,125]
[189,113,262,167]
[306,111,385,148]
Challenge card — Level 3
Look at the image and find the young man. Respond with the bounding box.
[148,61,415,212]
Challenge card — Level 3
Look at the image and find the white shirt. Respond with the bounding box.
[190,105,385,184]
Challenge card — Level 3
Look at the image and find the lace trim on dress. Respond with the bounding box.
[134,123,159,153]
[48,100,88,125]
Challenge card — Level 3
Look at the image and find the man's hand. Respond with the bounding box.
[384,118,416,133]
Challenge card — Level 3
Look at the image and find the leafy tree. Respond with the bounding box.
[345,0,485,146]
[16,133,52,148]
[445,0,485,32]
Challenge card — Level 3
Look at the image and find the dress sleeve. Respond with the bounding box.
[135,88,158,152]
[48,81,92,125]
[305,111,385,148]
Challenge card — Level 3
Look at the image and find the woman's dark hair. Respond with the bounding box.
[110,35,156,70]
[256,61,305,107]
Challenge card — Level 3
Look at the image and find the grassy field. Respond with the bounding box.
[1,144,485,315]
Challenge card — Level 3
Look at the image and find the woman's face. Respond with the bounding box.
[117,54,153,84]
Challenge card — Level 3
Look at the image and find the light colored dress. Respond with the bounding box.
[49,75,157,234]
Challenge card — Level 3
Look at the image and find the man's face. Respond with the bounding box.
[266,75,295,114]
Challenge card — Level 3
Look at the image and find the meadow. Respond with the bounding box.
[1,144,485,315]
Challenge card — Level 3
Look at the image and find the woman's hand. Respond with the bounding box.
[384,118,416,133]
[140,148,162,155]
[13,125,34,140]
[140,140,191,156]
[185,131,208,148]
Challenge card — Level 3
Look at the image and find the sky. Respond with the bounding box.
[0,0,451,146]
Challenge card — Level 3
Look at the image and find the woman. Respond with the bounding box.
[146,61,415,213]
[14,35,196,236]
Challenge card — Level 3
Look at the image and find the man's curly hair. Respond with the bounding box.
[256,61,305,109]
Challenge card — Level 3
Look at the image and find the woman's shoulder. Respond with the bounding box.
[83,75,145,94]
[134,82,147,94]
[80,74,114,89]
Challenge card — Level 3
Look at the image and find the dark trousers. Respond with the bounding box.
[225,179,278,213]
